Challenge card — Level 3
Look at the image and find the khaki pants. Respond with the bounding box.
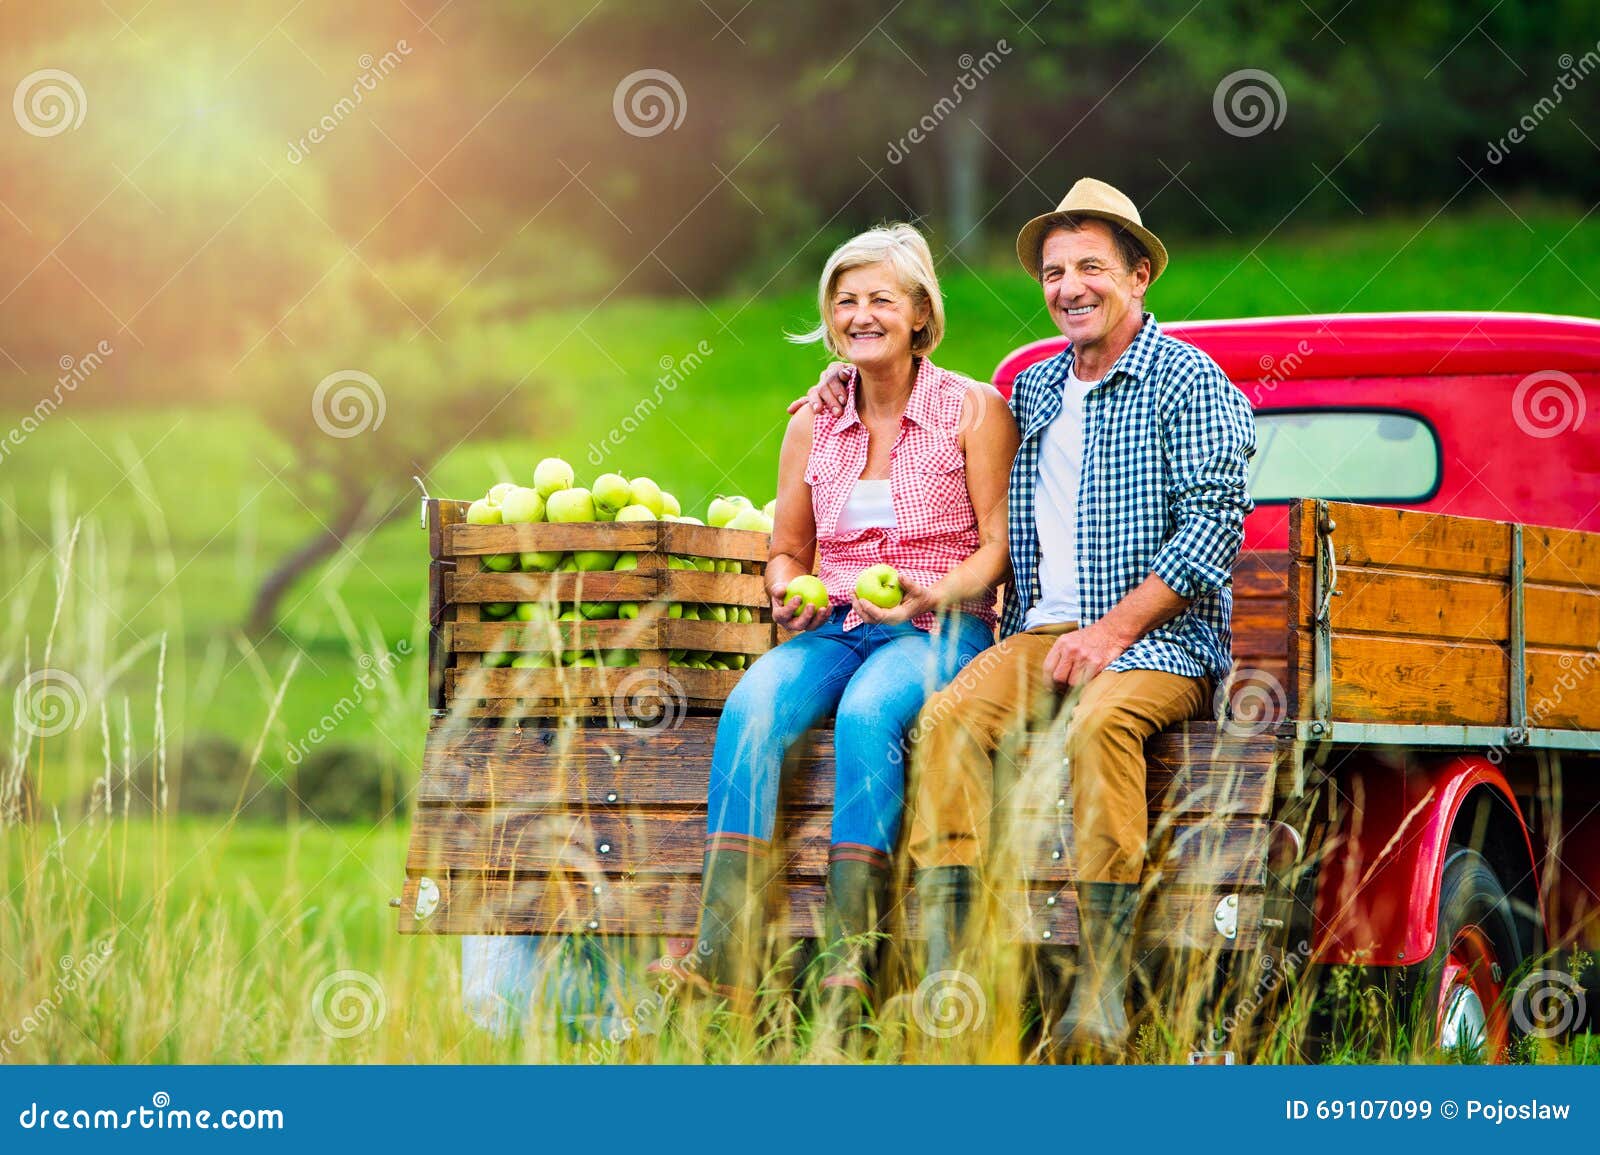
[907,624,1211,884]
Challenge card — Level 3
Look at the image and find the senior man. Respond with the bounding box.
[800,178,1256,1057]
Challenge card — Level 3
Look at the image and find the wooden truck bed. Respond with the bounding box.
[399,499,1600,950]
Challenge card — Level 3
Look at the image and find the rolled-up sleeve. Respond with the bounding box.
[1149,363,1256,601]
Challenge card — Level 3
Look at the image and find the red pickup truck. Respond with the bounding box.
[403,311,1600,1061]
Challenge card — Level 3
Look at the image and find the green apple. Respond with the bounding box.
[705,605,729,623]
[580,601,618,620]
[707,495,752,528]
[533,457,575,497]
[602,649,637,667]
[546,487,596,523]
[667,555,694,570]
[557,556,580,572]
[681,606,700,620]
[466,498,502,525]
[558,608,582,622]
[520,549,564,571]
[708,659,730,671]
[762,499,777,521]
[573,549,619,571]
[483,602,514,620]
[483,650,514,668]
[628,477,665,516]
[855,564,902,609]
[510,653,556,668]
[487,482,517,506]
[569,655,601,669]
[483,553,517,572]
[736,607,753,624]
[592,473,633,516]
[726,653,747,670]
[675,515,705,526]
[616,504,657,522]
[617,603,640,620]
[693,556,716,573]
[515,602,554,622]
[660,491,681,517]
[727,507,773,534]
[613,553,639,571]
[594,505,616,522]
[498,486,546,524]
[784,574,830,614]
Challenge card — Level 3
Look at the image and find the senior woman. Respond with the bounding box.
[690,224,1020,1007]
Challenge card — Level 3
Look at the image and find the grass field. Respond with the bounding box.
[3,203,1600,1062]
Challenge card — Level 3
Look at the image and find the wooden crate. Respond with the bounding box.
[1288,500,1600,730]
[427,499,774,717]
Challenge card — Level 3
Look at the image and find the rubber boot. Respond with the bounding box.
[1049,880,1140,1061]
[690,836,768,1006]
[816,848,893,1014]
[915,865,976,981]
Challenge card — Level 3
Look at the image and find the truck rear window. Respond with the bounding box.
[1249,409,1440,503]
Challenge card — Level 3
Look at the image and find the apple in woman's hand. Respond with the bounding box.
[784,574,830,614]
[854,564,902,609]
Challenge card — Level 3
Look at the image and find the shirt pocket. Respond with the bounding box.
[913,445,973,533]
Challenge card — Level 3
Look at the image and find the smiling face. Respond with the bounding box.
[830,261,928,373]
[1039,220,1150,360]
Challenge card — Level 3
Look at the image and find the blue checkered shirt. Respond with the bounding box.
[1001,313,1256,679]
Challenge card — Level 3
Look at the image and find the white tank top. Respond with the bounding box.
[835,479,896,533]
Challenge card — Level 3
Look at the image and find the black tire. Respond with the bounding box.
[1403,846,1525,1061]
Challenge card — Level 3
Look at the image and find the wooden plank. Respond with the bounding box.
[1296,501,1512,577]
[661,522,771,564]
[1291,565,1509,642]
[415,720,1278,812]
[397,874,1265,949]
[1524,585,1600,650]
[404,806,1265,885]
[1524,524,1600,588]
[447,522,662,557]
[1525,648,1600,731]
[660,570,769,606]
[449,619,773,656]
[1291,629,1508,725]
[1232,551,1289,598]
[448,570,661,604]
[447,665,743,703]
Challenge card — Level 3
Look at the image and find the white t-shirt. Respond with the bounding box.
[835,479,896,532]
[1023,365,1097,629]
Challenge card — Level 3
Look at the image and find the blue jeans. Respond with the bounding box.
[706,607,995,852]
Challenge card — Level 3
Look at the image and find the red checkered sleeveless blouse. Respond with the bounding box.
[805,356,998,633]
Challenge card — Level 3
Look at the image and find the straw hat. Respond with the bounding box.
[1015,177,1168,283]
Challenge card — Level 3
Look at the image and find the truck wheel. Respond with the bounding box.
[1409,847,1524,1061]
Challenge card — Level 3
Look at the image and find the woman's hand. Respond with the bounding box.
[770,582,831,632]
[852,574,938,626]
[785,362,851,416]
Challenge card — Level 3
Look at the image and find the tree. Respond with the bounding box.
[239,258,528,637]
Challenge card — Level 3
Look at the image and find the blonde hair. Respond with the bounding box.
[790,223,945,358]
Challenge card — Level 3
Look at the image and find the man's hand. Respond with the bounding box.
[771,582,831,632]
[785,362,851,416]
[1044,620,1134,688]
[852,575,937,626]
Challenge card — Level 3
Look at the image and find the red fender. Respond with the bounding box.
[1309,754,1542,966]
